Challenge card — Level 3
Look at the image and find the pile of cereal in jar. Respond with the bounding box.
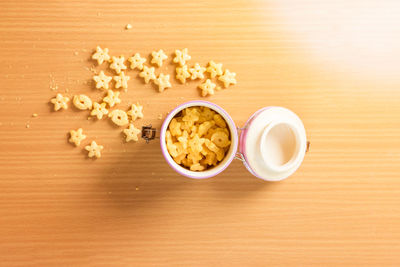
[165,106,231,171]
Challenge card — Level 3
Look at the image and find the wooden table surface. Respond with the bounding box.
[1,0,400,266]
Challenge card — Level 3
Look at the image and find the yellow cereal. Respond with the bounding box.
[139,65,156,83]
[173,153,186,165]
[198,79,216,97]
[176,65,191,83]
[213,114,227,128]
[50,93,69,111]
[198,120,215,137]
[201,107,215,121]
[182,108,200,123]
[93,71,112,90]
[173,48,191,66]
[177,130,189,149]
[90,102,108,119]
[151,49,168,67]
[103,90,121,107]
[92,46,110,65]
[123,123,141,142]
[211,131,231,148]
[187,149,203,164]
[206,60,223,78]
[109,56,127,74]
[127,103,144,121]
[215,148,225,161]
[85,141,103,158]
[154,73,171,92]
[190,163,205,171]
[188,134,205,153]
[218,69,237,88]
[73,94,92,110]
[169,118,182,137]
[113,71,130,89]
[108,109,129,126]
[189,63,206,80]
[69,128,86,146]
[128,53,146,70]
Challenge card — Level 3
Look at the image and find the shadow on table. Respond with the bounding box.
[96,141,274,213]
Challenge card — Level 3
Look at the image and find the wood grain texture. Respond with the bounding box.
[1,0,400,266]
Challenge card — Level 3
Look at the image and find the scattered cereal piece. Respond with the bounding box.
[139,65,156,83]
[50,93,69,111]
[92,46,111,65]
[32,113,38,117]
[113,71,130,89]
[151,49,168,67]
[90,102,108,119]
[123,123,141,142]
[127,103,144,121]
[103,90,121,107]
[109,56,127,74]
[128,53,146,70]
[125,24,132,30]
[198,79,216,97]
[176,65,191,83]
[69,128,87,146]
[73,94,93,110]
[85,141,103,158]
[93,71,112,90]
[108,109,129,126]
[189,63,206,80]
[218,69,237,88]
[154,73,171,92]
[206,60,223,78]
[173,48,191,66]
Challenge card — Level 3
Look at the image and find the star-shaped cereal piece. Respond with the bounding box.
[151,49,168,67]
[108,109,129,126]
[113,71,130,89]
[218,69,237,88]
[69,128,86,146]
[103,90,121,107]
[189,63,206,80]
[127,103,144,121]
[198,79,216,97]
[206,60,223,78]
[154,73,171,92]
[109,56,127,74]
[90,102,108,119]
[85,141,103,158]
[176,65,191,84]
[139,65,156,83]
[50,93,70,111]
[93,71,112,90]
[128,53,146,70]
[173,48,191,66]
[91,46,110,65]
[123,123,141,142]
[182,108,200,123]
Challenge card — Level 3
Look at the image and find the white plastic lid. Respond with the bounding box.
[239,107,307,181]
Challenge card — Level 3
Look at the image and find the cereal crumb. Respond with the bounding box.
[26,124,30,128]
[158,114,163,120]
[135,187,139,191]
[74,51,79,56]
[32,113,38,117]
[125,24,132,30]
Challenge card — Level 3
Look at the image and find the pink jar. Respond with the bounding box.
[160,100,307,181]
